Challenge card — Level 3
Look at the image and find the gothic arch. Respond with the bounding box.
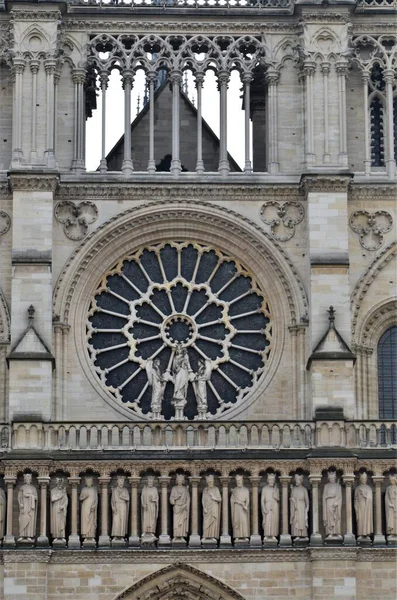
[113,563,246,600]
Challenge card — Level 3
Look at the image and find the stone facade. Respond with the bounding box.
[0,0,396,599]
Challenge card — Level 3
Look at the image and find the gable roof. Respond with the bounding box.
[307,306,355,369]
[7,305,55,367]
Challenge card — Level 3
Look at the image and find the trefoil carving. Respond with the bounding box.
[260,201,304,242]
[54,201,98,241]
[349,210,393,251]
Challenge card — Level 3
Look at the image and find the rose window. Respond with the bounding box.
[87,242,272,419]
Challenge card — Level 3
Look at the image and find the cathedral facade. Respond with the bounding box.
[0,0,396,598]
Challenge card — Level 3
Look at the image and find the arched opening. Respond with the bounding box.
[378,326,397,420]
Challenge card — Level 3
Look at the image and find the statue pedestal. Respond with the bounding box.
[82,537,96,548]
[293,536,309,547]
[98,535,110,548]
[343,533,356,546]
[188,534,201,548]
[172,536,187,549]
[16,537,35,548]
[3,535,15,548]
[263,536,278,548]
[310,533,323,546]
[234,537,249,548]
[128,535,140,548]
[68,534,81,549]
[37,535,49,548]
[141,534,157,548]
[52,538,67,549]
[158,533,171,548]
[324,534,342,545]
[249,534,262,548]
[202,537,217,549]
[219,534,232,548]
[111,537,127,548]
[357,535,372,546]
[387,535,397,546]
[279,533,292,547]
[373,533,386,546]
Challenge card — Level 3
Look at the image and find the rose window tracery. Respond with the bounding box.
[87,242,272,419]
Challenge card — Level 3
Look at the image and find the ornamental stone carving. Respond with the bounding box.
[80,476,98,543]
[230,475,250,540]
[261,473,280,539]
[322,471,343,539]
[0,487,5,539]
[141,476,159,542]
[50,478,68,541]
[354,472,373,540]
[18,473,38,541]
[290,474,309,539]
[54,200,98,241]
[170,474,190,540]
[260,201,304,242]
[385,473,397,542]
[202,475,221,541]
[0,211,11,237]
[111,476,130,540]
[349,210,393,251]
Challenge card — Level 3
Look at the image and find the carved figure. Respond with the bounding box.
[171,345,192,419]
[50,478,68,540]
[146,359,166,419]
[0,487,5,539]
[202,475,221,539]
[322,471,342,537]
[111,476,130,538]
[141,476,159,538]
[80,476,98,539]
[261,473,280,538]
[192,359,212,418]
[290,474,309,538]
[385,474,397,538]
[230,475,250,539]
[169,474,190,538]
[18,473,38,540]
[354,472,373,538]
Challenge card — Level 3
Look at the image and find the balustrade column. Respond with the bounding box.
[98,475,110,547]
[342,474,356,546]
[373,474,386,545]
[362,70,371,176]
[37,475,50,547]
[279,475,292,546]
[195,71,205,174]
[158,475,171,547]
[11,58,26,166]
[147,71,157,174]
[219,475,232,547]
[128,475,140,547]
[122,70,134,176]
[189,476,201,548]
[266,69,280,174]
[170,70,182,175]
[384,69,396,178]
[30,59,40,163]
[71,69,86,172]
[249,475,262,547]
[4,475,16,547]
[68,476,81,548]
[218,70,230,176]
[309,474,322,546]
[302,61,316,168]
[99,71,109,173]
[336,61,348,167]
[243,73,253,173]
[321,62,331,164]
[44,58,57,167]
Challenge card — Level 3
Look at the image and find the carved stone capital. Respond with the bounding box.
[8,173,59,193]
[300,173,353,195]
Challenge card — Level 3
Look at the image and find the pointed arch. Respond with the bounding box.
[113,563,247,600]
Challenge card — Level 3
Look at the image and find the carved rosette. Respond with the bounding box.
[349,210,393,251]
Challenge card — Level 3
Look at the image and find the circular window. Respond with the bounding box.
[87,242,272,419]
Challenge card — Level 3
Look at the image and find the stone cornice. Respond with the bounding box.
[350,183,397,200]
[8,173,59,193]
[10,9,62,21]
[300,174,353,195]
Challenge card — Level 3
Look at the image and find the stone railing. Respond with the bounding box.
[68,0,292,9]
[7,419,397,451]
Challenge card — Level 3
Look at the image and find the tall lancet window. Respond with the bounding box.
[378,326,397,419]
[369,64,385,167]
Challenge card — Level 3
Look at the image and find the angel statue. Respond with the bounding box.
[146,358,167,419]
[192,358,213,419]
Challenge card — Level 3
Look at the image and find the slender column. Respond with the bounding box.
[309,474,322,546]
[122,70,134,175]
[98,475,110,547]
[147,71,157,174]
[321,62,331,164]
[249,475,262,547]
[219,475,232,546]
[54,69,60,163]
[189,476,201,548]
[37,475,50,547]
[128,474,140,547]
[243,72,253,173]
[195,71,205,174]
[362,70,371,176]
[342,474,356,546]
[71,69,86,171]
[11,58,26,166]
[384,68,396,178]
[30,59,40,163]
[266,69,280,174]
[279,475,292,546]
[373,474,386,545]
[158,475,171,547]
[302,60,316,168]
[68,476,81,548]
[44,58,57,167]
[336,61,348,167]
[218,70,230,176]
[4,475,16,547]
[170,70,182,175]
[99,71,109,173]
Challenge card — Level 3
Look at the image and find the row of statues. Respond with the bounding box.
[2,471,397,544]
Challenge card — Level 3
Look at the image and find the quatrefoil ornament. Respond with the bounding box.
[260,201,304,242]
[349,210,393,251]
[54,201,98,241]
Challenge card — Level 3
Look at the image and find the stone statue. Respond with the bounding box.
[230,474,250,539]
[354,472,373,538]
[290,474,309,538]
[385,474,397,538]
[322,471,342,538]
[50,478,68,541]
[169,474,190,538]
[171,345,192,419]
[141,476,159,540]
[0,487,5,539]
[202,474,221,540]
[80,476,98,540]
[192,359,212,419]
[261,473,280,539]
[18,473,38,540]
[111,476,130,539]
[146,359,166,419]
